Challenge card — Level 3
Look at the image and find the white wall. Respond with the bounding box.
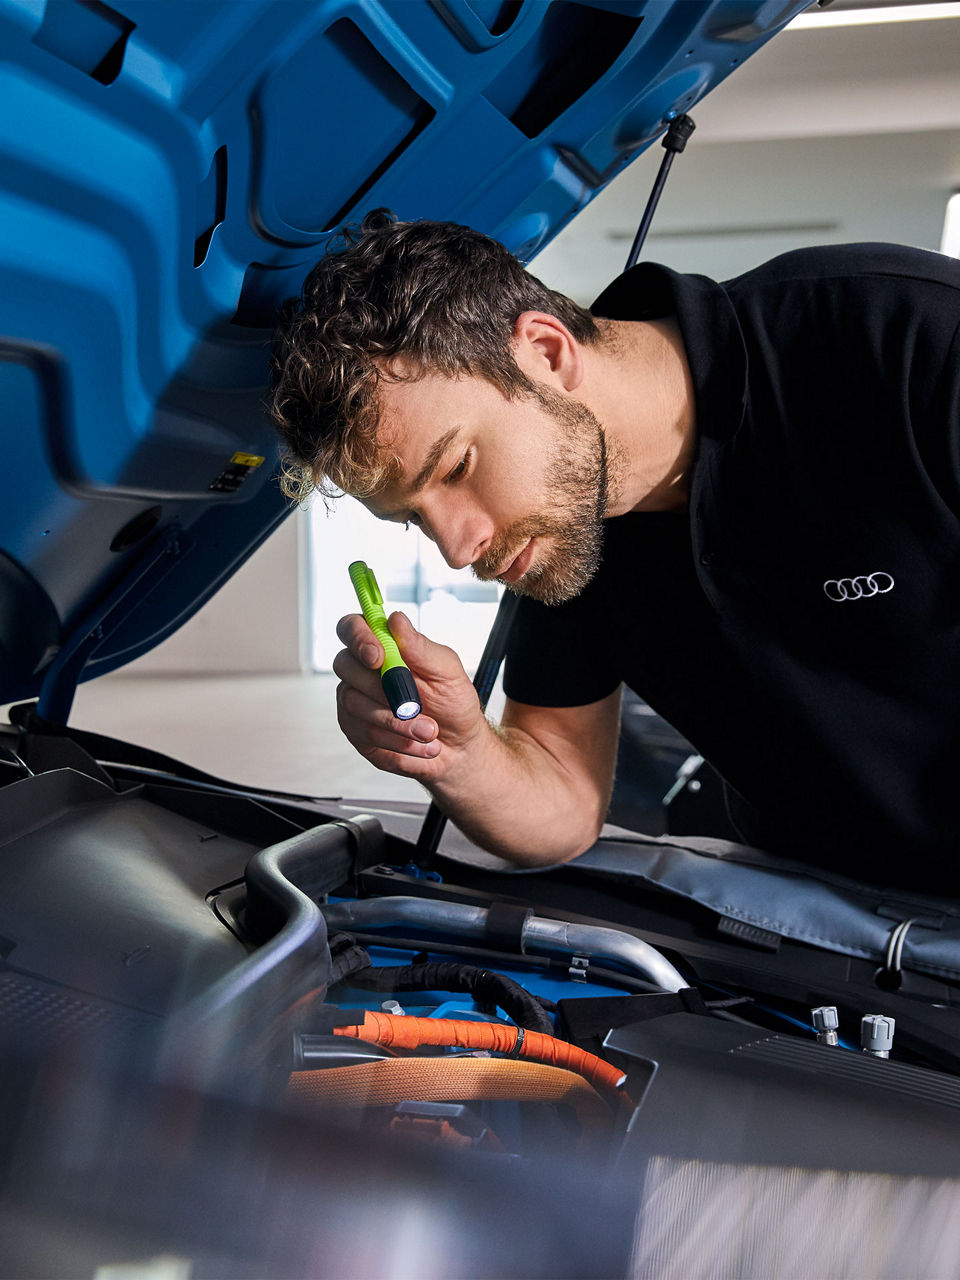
[124,508,307,675]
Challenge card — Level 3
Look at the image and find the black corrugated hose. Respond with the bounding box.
[328,936,554,1035]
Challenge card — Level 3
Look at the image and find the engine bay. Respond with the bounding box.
[3,722,960,1278]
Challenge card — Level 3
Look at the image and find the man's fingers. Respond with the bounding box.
[336,681,440,750]
[338,611,467,687]
[334,609,476,780]
[361,725,442,760]
[408,717,438,742]
[335,613,383,668]
[332,647,383,699]
[333,653,439,745]
[361,744,445,779]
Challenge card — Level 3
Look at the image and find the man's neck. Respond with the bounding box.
[578,317,696,516]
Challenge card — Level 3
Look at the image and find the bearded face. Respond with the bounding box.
[470,383,611,605]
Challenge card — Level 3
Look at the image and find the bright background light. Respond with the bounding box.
[941,192,960,255]
[789,3,960,30]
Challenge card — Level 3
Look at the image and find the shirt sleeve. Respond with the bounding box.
[502,569,621,708]
[909,309,960,520]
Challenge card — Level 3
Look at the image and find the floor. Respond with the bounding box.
[6,672,429,803]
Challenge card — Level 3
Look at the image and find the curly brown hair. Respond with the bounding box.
[268,209,600,503]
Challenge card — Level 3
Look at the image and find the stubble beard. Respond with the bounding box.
[472,385,611,607]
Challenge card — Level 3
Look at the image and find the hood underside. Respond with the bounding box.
[0,0,806,712]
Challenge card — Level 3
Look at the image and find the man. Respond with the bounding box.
[270,209,960,892]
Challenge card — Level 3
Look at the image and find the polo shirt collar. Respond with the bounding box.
[591,262,748,445]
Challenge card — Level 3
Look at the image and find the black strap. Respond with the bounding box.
[306,1004,373,1034]
[483,902,532,954]
[557,989,708,1046]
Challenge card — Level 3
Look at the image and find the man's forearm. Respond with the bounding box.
[423,718,606,865]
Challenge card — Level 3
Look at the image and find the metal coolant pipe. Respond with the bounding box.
[322,896,687,993]
[527,916,686,992]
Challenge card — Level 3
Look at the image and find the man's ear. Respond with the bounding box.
[512,311,584,392]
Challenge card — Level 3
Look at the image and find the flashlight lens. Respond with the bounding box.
[382,664,422,721]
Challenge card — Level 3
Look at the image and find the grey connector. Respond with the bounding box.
[811,1006,840,1046]
[861,1014,896,1058]
[381,999,405,1017]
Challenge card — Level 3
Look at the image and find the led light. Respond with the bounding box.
[941,192,960,258]
[395,700,421,720]
[788,3,960,30]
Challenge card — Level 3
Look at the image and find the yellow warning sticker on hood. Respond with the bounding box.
[209,452,268,493]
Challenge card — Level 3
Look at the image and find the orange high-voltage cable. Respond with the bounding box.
[288,1056,614,1154]
[332,1012,631,1107]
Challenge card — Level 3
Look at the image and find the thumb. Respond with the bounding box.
[388,611,463,677]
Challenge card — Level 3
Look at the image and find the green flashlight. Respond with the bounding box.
[348,560,422,721]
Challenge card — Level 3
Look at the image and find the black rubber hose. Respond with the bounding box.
[327,933,372,986]
[344,960,555,1035]
[339,931,666,993]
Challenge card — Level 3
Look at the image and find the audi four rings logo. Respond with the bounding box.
[823,572,895,602]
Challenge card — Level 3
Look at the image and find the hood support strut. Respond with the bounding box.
[37,529,189,725]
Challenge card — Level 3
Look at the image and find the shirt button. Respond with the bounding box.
[699,551,715,567]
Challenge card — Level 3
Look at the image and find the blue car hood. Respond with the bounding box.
[0,0,805,715]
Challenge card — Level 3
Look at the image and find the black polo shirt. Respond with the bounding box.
[503,244,960,893]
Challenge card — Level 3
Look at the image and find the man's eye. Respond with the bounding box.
[445,450,471,483]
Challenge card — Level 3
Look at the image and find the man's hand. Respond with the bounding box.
[333,611,485,779]
[335,610,621,865]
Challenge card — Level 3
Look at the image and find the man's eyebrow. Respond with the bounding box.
[411,426,461,493]
[370,425,462,519]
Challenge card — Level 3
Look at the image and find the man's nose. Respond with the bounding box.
[426,507,493,570]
